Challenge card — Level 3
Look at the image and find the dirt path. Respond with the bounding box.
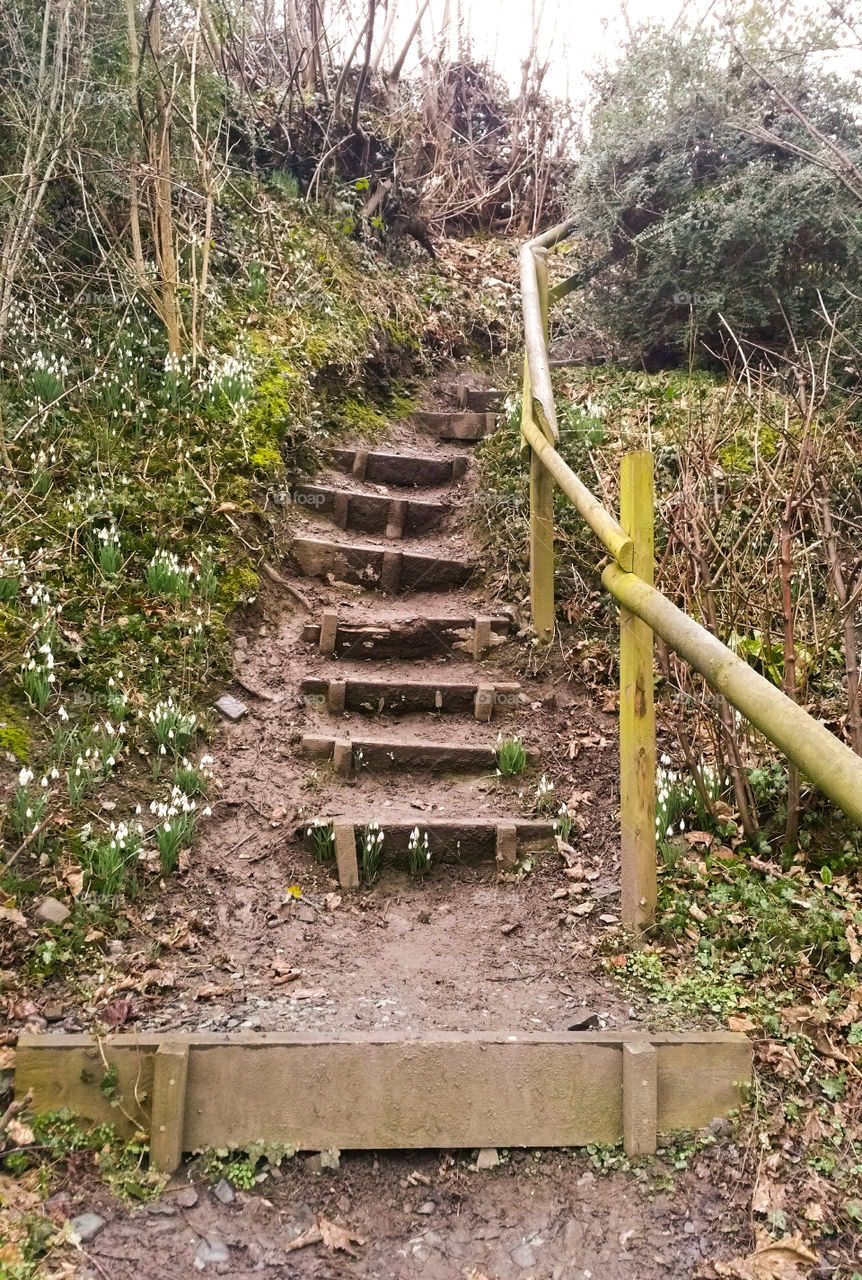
[38,379,754,1278]
[48,377,633,1041]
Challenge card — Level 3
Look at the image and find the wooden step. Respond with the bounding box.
[301,733,506,774]
[292,485,448,538]
[302,612,511,659]
[412,410,496,441]
[457,386,504,412]
[330,448,468,487]
[301,676,520,719]
[299,818,554,872]
[291,538,475,593]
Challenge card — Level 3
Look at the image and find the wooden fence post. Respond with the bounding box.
[528,247,555,643]
[149,1042,189,1173]
[619,451,656,928]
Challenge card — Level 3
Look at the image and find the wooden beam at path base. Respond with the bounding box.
[15,1032,751,1155]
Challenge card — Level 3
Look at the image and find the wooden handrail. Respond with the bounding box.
[520,222,862,919]
[520,416,634,571]
[603,563,862,828]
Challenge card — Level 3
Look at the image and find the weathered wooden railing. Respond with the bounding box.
[520,220,862,927]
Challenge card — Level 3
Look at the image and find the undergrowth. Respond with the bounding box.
[0,192,512,988]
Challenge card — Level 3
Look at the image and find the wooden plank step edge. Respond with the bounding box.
[300,677,520,719]
[14,1031,753,1169]
[300,734,505,774]
[302,614,511,659]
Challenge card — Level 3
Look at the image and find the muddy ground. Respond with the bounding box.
[8,378,761,1280]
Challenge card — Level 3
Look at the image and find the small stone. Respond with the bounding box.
[304,1148,340,1174]
[476,1148,499,1170]
[415,1201,436,1215]
[71,1213,106,1242]
[234,635,248,650]
[212,1179,235,1204]
[214,694,248,722]
[708,1116,733,1139]
[576,1171,596,1187]
[42,1003,65,1022]
[683,1221,696,1235]
[34,897,70,925]
[194,1236,229,1269]
[175,1187,199,1208]
[511,1243,537,1268]
[107,940,125,957]
[563,1219,586,1252]
[295,904,316,924]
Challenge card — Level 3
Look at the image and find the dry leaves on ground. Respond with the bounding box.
[713,1232,818,1280]
[0,906,27,929]
[285,1215,366,1257]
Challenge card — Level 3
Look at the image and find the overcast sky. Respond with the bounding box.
[384,0,720,99]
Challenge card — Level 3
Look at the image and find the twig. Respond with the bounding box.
[232,674,276,702]
[260,559,311,609]
[2,816,51,873]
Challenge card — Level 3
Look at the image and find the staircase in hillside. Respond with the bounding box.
[288,382,558,882]
[13,379,752,1172]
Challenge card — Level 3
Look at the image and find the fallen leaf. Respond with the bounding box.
[803,1202,823,1222]
[7,998,38,1021]
[194,984,234,1000]
[63,867,84,898]
[98,999,134,1028]
[158,926,195,950]
[0,906,27,929]
[752,1179,785,1214]
[801,1111,829,1145]
[728,1016,756,1033]
[290,987,327,1001]
[139,969,176,990]
[5,1118,34,1146]
[684,831,714,847]
[285,1214,366,1257]
[758,1041,800,1079]
[324,893,342,911]
[714,1231,818,1280]
[318,1216,366,1256]
[845,923,861,966]
[0,1173,42,1213]
[0,1047,15,1070]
